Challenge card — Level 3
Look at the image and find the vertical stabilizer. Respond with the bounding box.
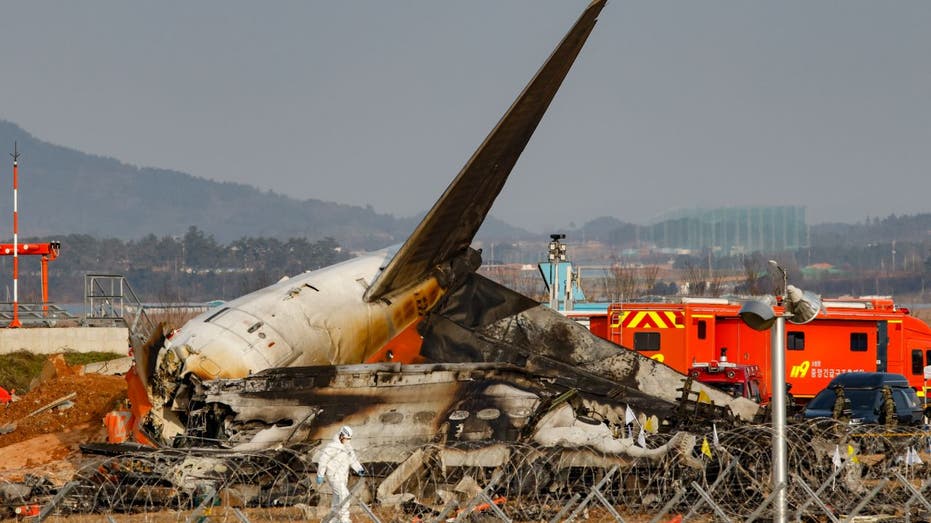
[364,1,607,302]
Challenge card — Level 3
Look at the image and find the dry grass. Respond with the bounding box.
[0,351,48,393]
[61,351,125,367]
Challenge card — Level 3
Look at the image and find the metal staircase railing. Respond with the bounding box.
[83,273,156,350]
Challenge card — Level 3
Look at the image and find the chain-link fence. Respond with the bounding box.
[4,420,931,522]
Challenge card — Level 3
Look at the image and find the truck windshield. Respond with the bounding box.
[808,388,879,413]
[807,389,836,410]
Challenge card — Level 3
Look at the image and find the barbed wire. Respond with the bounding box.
[3,420,931,521]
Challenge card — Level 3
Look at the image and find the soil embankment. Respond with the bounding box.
[0,356,127,483]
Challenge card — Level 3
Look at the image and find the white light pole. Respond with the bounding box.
[739,261,821,523]
[770,312,787,522]
[768,259,788,522]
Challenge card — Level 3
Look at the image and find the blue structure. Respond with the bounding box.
[538,260,610,313]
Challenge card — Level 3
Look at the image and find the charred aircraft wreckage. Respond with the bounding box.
[118,0,760,509]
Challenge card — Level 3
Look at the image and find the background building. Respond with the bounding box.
[645,206,807,254]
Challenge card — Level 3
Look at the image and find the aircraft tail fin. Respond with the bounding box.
[365,0,606,302]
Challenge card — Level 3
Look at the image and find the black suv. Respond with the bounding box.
[803,372,924,425]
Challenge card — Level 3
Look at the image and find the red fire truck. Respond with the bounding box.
[606,297,931,403]
[686,348,766,402]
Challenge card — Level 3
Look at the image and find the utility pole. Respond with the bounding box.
[9,143,21,328]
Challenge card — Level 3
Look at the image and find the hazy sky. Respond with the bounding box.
[0,1,928,233]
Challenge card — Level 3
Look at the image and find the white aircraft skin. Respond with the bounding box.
[147,247,454,440]
[135,0,607,444]
[162,249,444,381]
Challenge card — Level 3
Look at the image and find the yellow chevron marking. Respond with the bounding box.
[663,311,685,328]
[610,310,630,329]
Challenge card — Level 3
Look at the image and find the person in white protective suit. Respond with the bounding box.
[316,426,365,523]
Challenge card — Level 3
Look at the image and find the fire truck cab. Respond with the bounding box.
[687,350,766,403]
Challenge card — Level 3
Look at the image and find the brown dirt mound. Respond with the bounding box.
[0,373,127,447]
[0,428,100,484]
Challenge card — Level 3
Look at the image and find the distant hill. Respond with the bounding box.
[0,120,532,250]
[573,216,639,244]
[810,215,931,246]
[4,120,921,254]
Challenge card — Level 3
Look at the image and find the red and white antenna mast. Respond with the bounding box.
[9,142,21,328]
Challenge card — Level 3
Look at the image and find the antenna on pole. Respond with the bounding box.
[9,142,21,328]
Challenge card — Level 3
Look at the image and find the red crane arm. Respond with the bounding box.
[0,241,60,260]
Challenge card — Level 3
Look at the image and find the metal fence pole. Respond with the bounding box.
[788,479,837,523]
[324,480,378,523]
[789,466,844,519]
[845,479,889,520]
[433,499,459,523]
[453,470,510,523]
[565,465,619,523]
[745,481,789,523]
[549,493,582,523]
[186,487,218,523]
[684,459,738,520]
[689,481,731,523]
[476,491,511,522]
[648,487,687,523]
[894,471,931,515]
[591,487,626,522]
[36,481,79,523]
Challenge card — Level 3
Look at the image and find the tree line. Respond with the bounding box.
[2,226,350,304]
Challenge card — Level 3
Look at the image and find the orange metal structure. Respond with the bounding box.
[604,297,931,402]
[0,241,61,320]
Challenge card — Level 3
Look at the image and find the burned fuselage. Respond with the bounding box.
[138,249,466,443]
[131,0,758,458]
[141,268,760,451]
[164,274,758,456]
[132,0,609,446]
[181,361,708,459]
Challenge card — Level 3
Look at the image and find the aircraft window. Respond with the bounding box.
[379,412,404,424]
[697,320,707,340]
[911,349,923,375]
[850,333,868,352]
[787,332,805,350]
[634,332,660,351]
[204,307,230,323]
[477,408,501,420]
